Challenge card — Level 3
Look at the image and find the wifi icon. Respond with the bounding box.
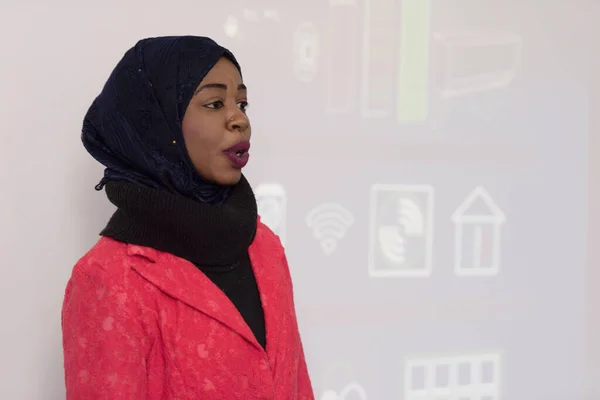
[305,202,355,255]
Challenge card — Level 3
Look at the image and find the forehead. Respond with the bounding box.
[202,57,242,83]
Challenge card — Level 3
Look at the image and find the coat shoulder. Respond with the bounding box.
[64,238,152,325]
[73,237,131,278]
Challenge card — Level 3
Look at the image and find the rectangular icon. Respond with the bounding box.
[434,32,522,97]
[451,186,506,277]
[368,184,434,277]
[397,0,431,123]
[361,0,397,118]
[405,351,502,399]
[325,0,359,114]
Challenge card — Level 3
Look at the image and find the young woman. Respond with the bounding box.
[61,36,313,399]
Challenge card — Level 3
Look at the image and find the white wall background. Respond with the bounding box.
[0,1,596,399]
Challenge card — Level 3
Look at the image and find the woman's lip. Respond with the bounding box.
[224,140,250,153]
[224,151,250,169]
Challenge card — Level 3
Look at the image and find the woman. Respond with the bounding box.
[61,36,313,399]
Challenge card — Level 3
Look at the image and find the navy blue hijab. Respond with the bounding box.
[82,36,242,204]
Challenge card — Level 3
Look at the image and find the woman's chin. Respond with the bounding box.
[214,169,243,186]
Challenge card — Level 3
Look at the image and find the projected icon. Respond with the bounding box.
[222,9,260,40]
[397,0,431,123]
[306,202,354,255]
[320,383,368,400]
[255,183,287,245]
[262,9,281,22]
[405,351,502,400]
[293,22,321,82]
[433,31,522,97]
[325,0,359,114]
[223,9,282,40]
[452,186,506,276]
[361,0,396,117]
[368,185,434,277]
[223,15,240,38]
[321,362,367,400]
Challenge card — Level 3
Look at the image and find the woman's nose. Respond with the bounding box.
[227,110,250,132]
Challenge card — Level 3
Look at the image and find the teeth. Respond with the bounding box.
[236,151,243,156]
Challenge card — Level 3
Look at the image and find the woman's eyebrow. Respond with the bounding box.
[195,83,247,95]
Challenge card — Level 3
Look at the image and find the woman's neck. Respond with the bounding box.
[99,175,257,267]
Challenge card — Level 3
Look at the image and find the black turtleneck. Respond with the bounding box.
[99,175,266,349]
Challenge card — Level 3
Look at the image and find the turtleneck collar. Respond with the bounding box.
[99,174,257,267]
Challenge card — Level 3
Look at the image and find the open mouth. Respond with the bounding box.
[224,140,251,156]
[223,141,251,169]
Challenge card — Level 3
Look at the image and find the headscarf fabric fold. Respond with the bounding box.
[82,36,242,204]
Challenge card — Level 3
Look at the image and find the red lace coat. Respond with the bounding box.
[62,219,314,399]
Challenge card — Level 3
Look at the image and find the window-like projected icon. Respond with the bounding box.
[255,183,287,245]
[452,186,506,277]
[321,362,368,400]
[306,203,354,256]
[325,0,359,114]
[433,31,522,97]
[361,0,396,117]
[405,351,502,400]
[368,185,434,277]
[293,22,320,82]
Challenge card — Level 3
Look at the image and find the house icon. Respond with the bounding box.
[451,186,506,276]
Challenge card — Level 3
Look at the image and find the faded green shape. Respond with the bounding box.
[397,0,431,123]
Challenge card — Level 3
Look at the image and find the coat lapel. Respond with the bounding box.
[248,220,286,361]
[126,244,263,351]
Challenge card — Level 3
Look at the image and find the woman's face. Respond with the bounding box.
[182,57,251,186]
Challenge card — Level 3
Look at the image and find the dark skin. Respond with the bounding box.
[182,57,251,185]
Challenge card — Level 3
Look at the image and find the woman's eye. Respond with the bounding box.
[205,101,224,109]
[238,101,249,112]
